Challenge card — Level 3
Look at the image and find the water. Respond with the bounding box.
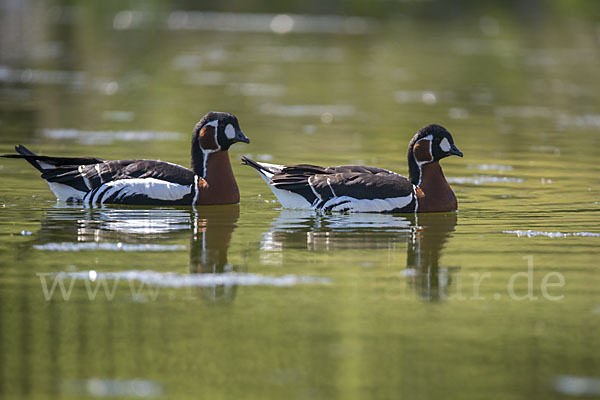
[1,3,600,399]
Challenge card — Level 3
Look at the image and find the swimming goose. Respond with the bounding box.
[1,112,249,206]
[242,124,462,213]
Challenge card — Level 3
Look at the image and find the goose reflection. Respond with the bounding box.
[34,206,194,245]
[261,210,457,301]
[261,211,413,251]
[406,212,458,301]
[32,204,242,304]
[189,205,242,304]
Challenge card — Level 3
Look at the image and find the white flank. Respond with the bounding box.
[251,160,415,213]
[48,182,86,202]
[320,194,414,213]
[86,178,192,205]
[269,186,314,209]
[249,162,311,209]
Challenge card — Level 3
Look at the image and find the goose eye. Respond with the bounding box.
[225,124,236,140]
[440,137,451,152]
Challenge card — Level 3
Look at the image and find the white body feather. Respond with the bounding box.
[85,178,192,205]
[249,161,415,213]
[47,177,192,205]
[48,182,87,202]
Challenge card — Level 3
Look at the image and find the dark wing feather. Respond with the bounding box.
[324,165,393,175]
[40,159,194,191]
[117,160,194,185]
[271,164,414,206]
[310,170,414,201]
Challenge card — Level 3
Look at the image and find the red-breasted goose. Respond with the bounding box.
[1,112,249,206]
[242,124,462,213]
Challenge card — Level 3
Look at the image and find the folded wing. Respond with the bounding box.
[250,160,417,213]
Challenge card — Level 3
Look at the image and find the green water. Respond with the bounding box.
[1,3,600,399]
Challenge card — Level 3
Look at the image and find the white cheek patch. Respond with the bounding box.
[225,124,236,140]
[440,137,451,152]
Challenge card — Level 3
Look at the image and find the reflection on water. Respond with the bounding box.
[33,242,185,252]
[37,206,192,242]
[164,11,372,35]
[60,378,164,399]
[190,205,241,304]
[262,210,457,301]
[406,213,458,302]
[554,375,600,397]
[33,205,327,306]
[2,1,600,398]
[41,128,183,145]
[190,206,240,275]
[33,207,457,304]
[261,210,413,251]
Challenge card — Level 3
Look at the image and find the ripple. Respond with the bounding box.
[394,90,446,105]
[165,12,373,35]
[98,208,192,234]
[34,243,186,252]
[42,128,183,145]
[61,378,163,398]
[241,45,344,63]
[554,375,600,396]
[42,207,193,237]
[270,210,412,232]
[0,65,84,85]
[259,103,355,118]
[447,176,523,185]
[503,230,600,238]
[56,270,331,287]
[557,113,600,130]
[226,82,286,97]
[495,105,553,119]
[0,65,141,95]
[467,164,513,171]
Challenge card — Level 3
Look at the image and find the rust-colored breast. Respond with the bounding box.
[195,151,240,205]
[416,162,457,212]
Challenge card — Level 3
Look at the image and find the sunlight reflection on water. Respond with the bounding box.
[56,270,331,288]
[33,242,186,251]
[42,129,183,145]
[60,378,164,398]
[502,230,600,238]
[554,375,600,396]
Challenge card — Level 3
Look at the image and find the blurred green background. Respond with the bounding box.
[1,1,599,399]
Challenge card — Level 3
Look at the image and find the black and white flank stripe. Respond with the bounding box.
[6,146,196,206]
[241,157,417,213]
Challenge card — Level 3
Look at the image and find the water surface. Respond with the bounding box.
[1,3,599,400]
